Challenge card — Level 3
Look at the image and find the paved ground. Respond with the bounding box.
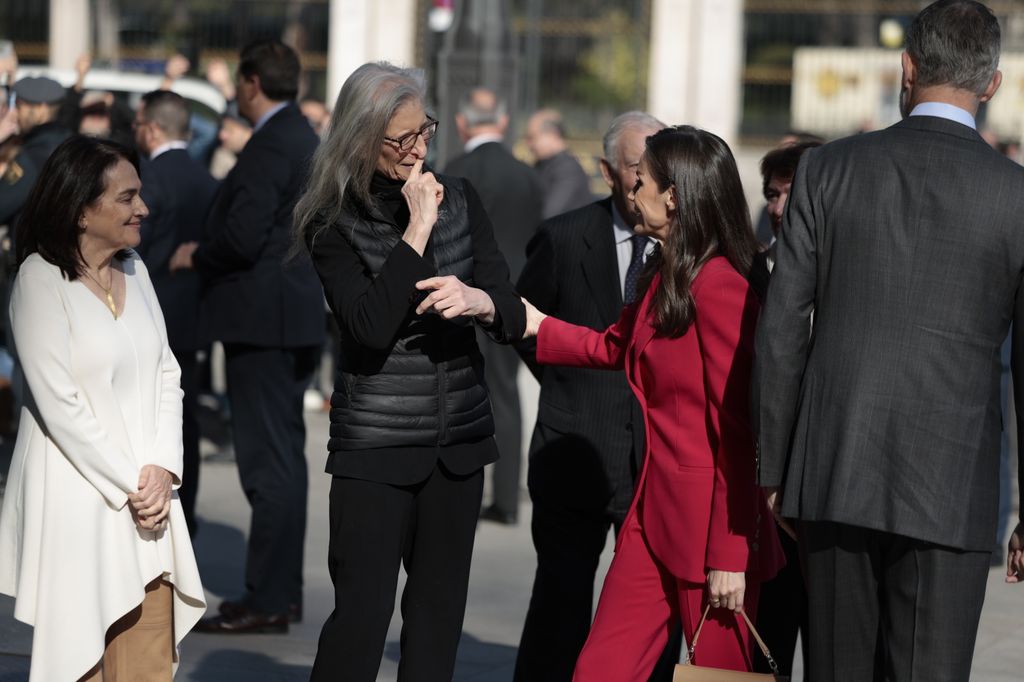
[1,373,1023,681]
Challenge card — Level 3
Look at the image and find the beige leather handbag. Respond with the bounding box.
[672,606,789,682]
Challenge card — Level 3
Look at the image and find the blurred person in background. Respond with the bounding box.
[445,86,543,526]
[748,140,821,301]
[0,135,205,681]
[747,139,820,678]
[60,54,134,149]
[293,61,525,681]
[209,103,252,180]
[752,132,823,246]
[526,108,593,220]
[172,39,325,634]
[514,111,684,682]
[300,97,331,136]
[134,89,218,536]
[0,77,71,230]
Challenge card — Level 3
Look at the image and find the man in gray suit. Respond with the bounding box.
[525,109,593,220]
[755,1,1024,679]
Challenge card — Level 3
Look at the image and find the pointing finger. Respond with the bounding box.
[405,157,424,184]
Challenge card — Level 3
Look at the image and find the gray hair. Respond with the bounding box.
[293,62,426,249]
[602,111,666,169]
[458,88,506,127]
[905,0,1000,95]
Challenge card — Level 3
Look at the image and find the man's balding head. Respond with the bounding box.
[455,87,508,142]
[525,108,568,161]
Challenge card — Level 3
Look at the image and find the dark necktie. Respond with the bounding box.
[624,234,647,305]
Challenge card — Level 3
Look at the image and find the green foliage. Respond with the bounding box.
[571,9,648,109]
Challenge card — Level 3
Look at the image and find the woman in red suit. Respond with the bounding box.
[522,126,784,681]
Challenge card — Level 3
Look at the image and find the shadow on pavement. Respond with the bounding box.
[383,632,518,678]
[192,519,247,600]
[184,650,310,681]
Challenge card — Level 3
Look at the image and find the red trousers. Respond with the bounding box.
[573,512,760,682]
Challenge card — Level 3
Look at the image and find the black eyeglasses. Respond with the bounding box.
[383,116,438,152]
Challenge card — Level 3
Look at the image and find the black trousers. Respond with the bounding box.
[175,349,200,536]
[800,521,990,682]
[224,343,315,615]
[478,329,522,516]
[514,501,680,682]
[311,463,484,682]
[753,525,809,676]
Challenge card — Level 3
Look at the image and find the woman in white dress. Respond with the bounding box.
[0,135,205,680]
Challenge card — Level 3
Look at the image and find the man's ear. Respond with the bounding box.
[900,51,916,92]
[598,158,615,190]
[980,69,1002,103]
[243,74,262,100]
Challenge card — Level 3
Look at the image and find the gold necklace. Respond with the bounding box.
[83,267,118,319]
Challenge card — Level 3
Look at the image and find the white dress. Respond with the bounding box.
[0,253,206,681]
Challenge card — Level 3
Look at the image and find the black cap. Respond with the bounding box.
[12,77,65,105]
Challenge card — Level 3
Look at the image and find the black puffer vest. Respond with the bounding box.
[328,177,494,450]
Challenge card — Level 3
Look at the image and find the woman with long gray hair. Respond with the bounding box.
[293,62,525,680]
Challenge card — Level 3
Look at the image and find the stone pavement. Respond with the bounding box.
[2,401,1023,680]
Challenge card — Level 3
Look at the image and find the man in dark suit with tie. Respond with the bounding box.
[755,2,1024,679]
[133,89,218,535]
[445,87,543,525]
[515,111,681,682]
[171,40,324,633]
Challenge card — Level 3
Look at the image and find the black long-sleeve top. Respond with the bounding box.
[307,172,526,482]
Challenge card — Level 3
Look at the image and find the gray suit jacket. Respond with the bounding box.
[755,114,1024,551]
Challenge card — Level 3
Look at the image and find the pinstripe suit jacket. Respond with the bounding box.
[516,199,644,520]
[755,114,1024,551]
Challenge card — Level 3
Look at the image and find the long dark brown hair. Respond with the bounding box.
[635,126,758,337]
[16,135,138,280]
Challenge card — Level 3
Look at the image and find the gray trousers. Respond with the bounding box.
[800,521,990,682]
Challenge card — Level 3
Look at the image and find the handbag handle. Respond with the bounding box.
[683,605,780,675]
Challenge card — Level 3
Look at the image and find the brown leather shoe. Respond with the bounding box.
[219,598,302,623]
[195,606,288,634]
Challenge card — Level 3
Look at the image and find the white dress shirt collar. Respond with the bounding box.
[464,133,505,154]
[908,102,976,130]
[149,140,189,161]
[253,101,289,133]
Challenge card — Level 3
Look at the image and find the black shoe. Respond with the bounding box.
[195,606,288,634]
[220,598,302,623]
[480,504,517,525]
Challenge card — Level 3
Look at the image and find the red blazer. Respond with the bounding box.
[537,257,783,584]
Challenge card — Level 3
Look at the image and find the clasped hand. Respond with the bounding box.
[128,464,173,532]
[415,276,495,325]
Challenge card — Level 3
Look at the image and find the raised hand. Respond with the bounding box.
[205,58,236,100]
[400,158,444,255]
[1007,522,1023,584]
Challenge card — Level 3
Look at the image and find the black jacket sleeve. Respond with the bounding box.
[514,225,560,380]
[307,222,436,351]
[193,142,288,277]
[461,178,526,343]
